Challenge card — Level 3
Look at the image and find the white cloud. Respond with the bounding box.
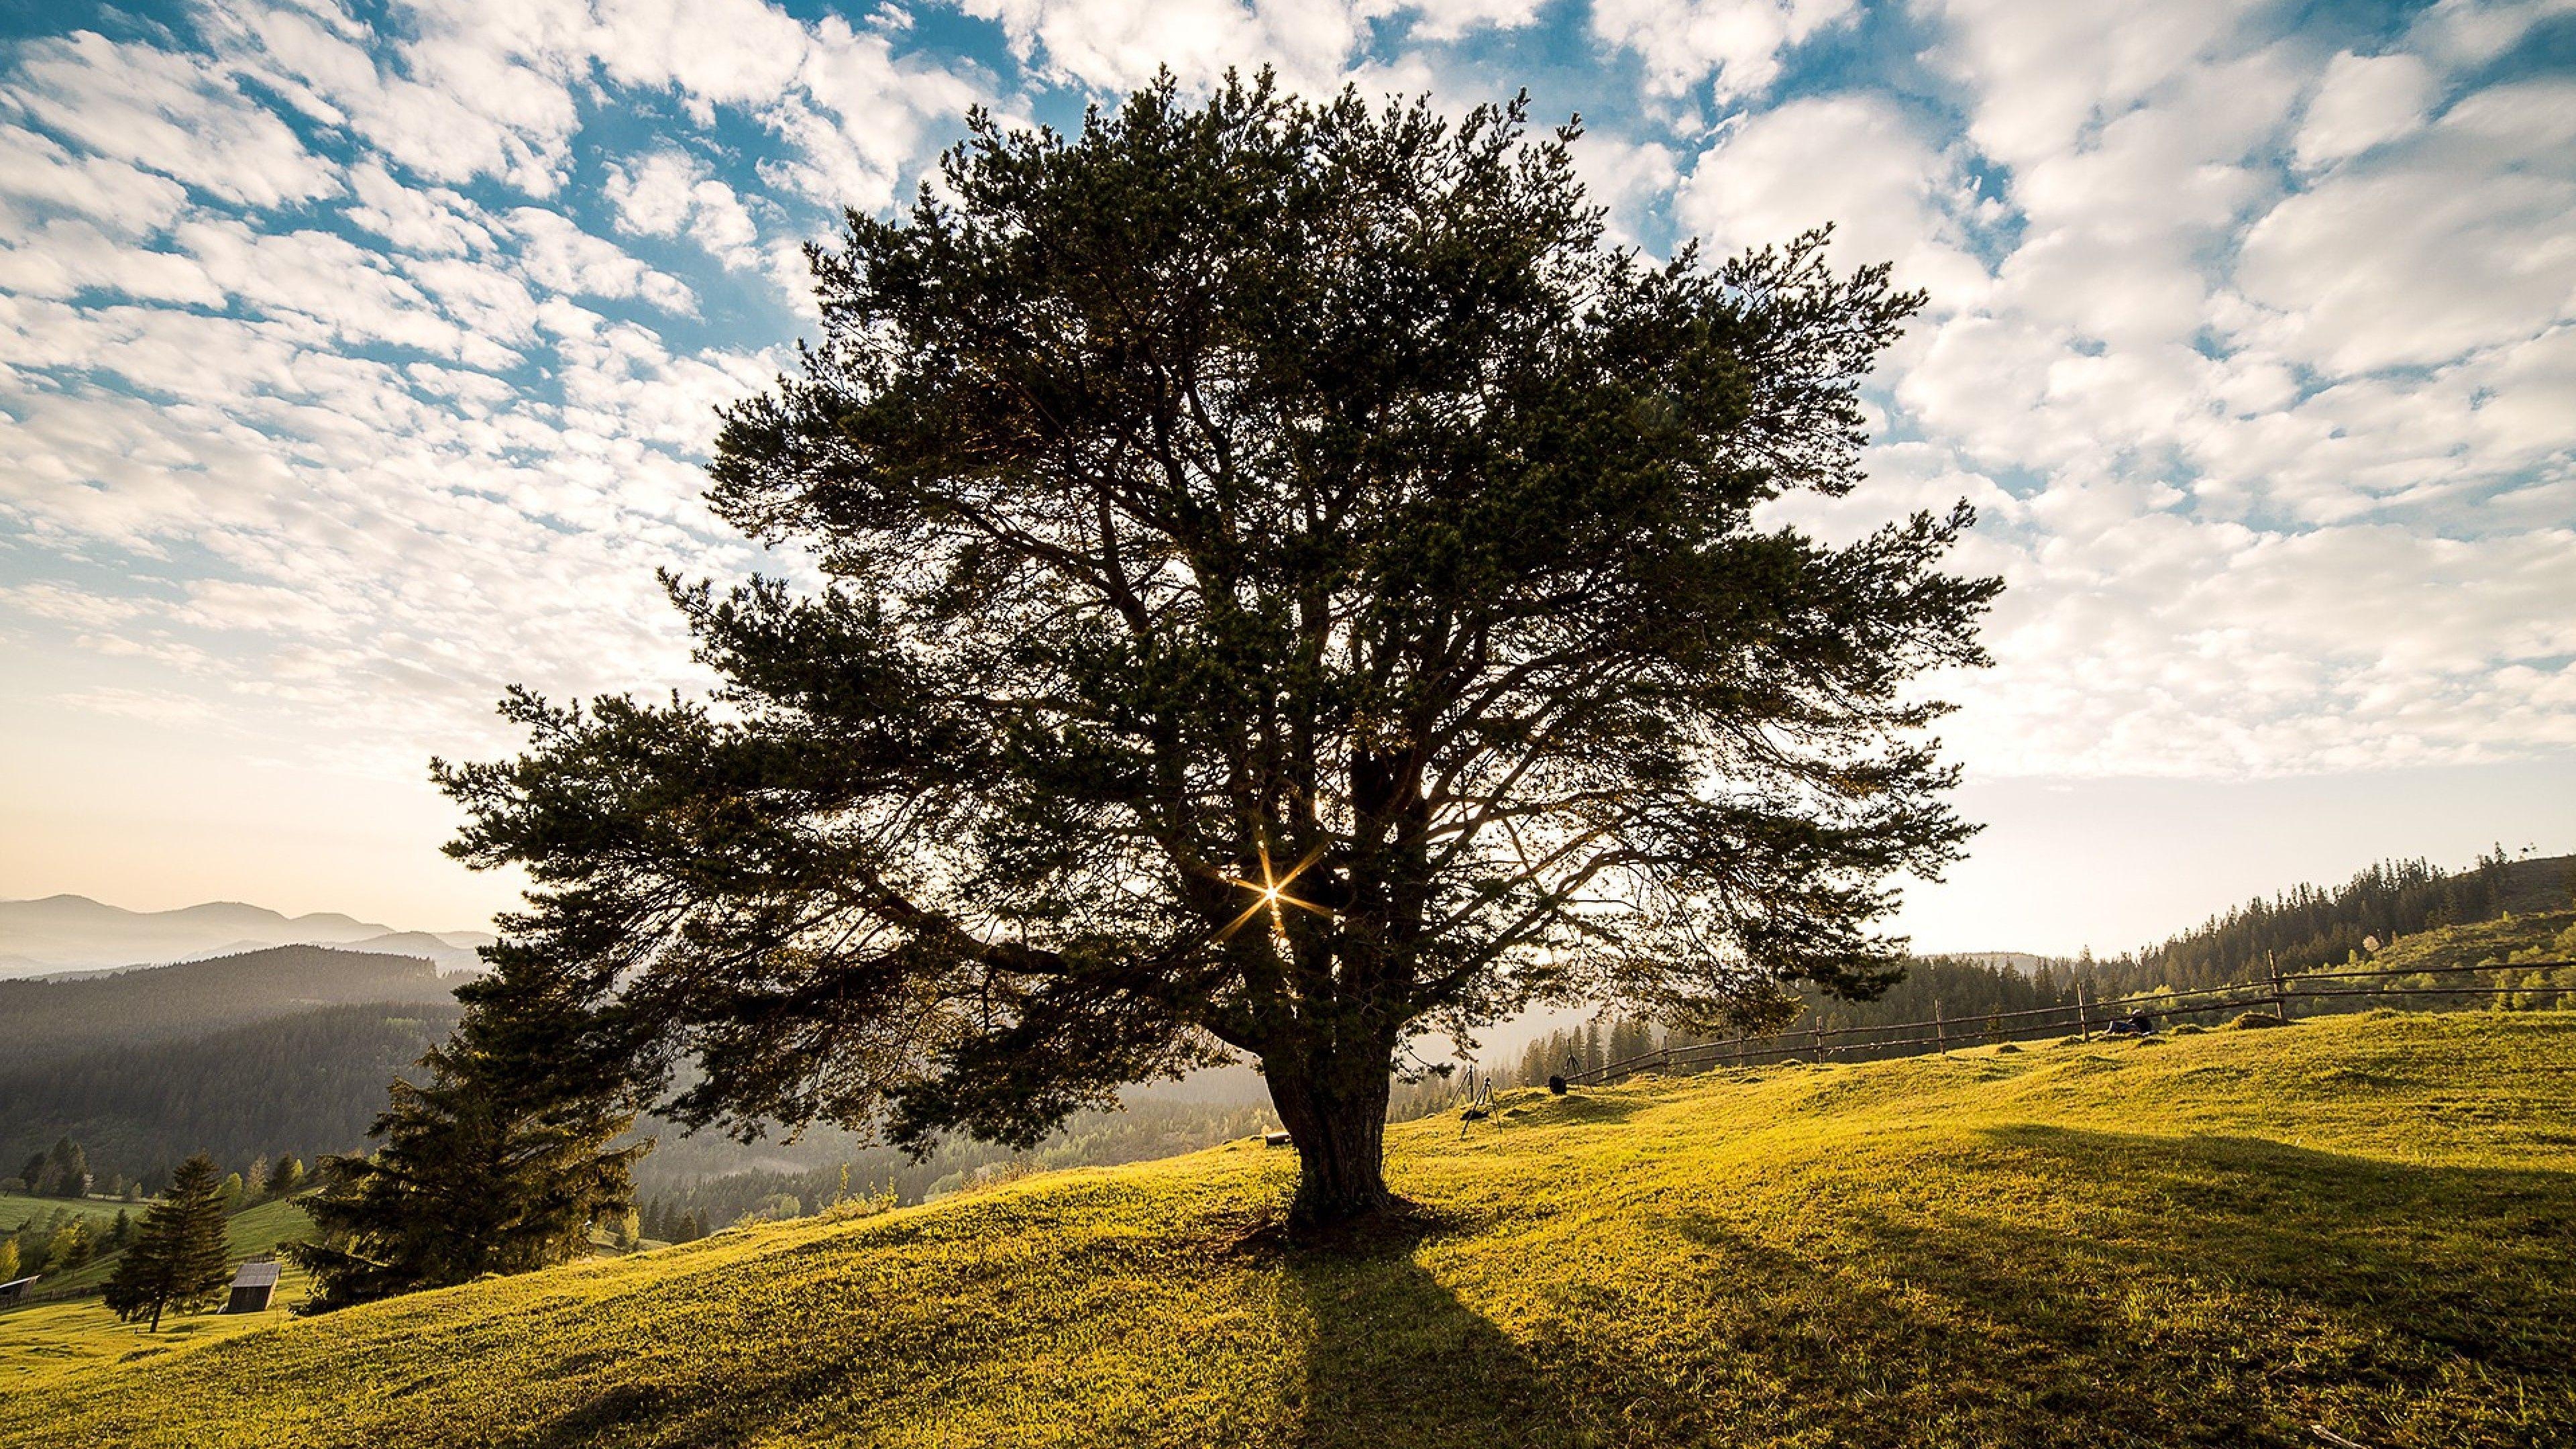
[0,123,191,237]
[7,30,341,207]
[2233,78,2576,375]
[501,208,699,315]
[2293,51,2437,171]
[604,149,762,270]
[1591,0,1858,101]
[3,0,2573,840]
[1677,93,1989,304]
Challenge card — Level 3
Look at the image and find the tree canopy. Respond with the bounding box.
[438,74,1996,1224]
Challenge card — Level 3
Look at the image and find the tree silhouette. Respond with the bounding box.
[103,1152,229,1330]
[285,966,644,1311]
[438,75,1994,1225]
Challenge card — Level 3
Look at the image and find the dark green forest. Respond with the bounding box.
[0,1002,462,1191]
[0,945,458,1064]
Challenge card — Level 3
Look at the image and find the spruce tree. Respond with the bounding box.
[284,963,646,1312]
[43,1138,86,1197]
[103,1152,231,1331]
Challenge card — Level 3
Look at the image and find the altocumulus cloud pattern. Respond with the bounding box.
[1,0,2571,792]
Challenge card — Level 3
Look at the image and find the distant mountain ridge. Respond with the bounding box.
[0,893,494,976]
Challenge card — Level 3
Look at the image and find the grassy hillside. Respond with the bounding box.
[0,1191,134,1240]
[4,1011,2570,1448]
[1,1198,316,1383]
[15,1196,314,1302]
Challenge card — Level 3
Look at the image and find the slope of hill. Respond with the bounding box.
[5,1010,2567,1448]
[0,945,461,1065]
[0,1002,466,1182]
[2112,849,2572,994]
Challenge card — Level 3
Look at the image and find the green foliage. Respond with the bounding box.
[0,999,462,1187]
[286,965,646,1313]
[264,1156,304,1199]
[100,1153,231,1332]
[46,1220,92,1271]
[7,1013,2570,1446]
[436,74,1994,1226]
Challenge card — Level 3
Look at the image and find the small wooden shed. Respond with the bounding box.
[223,1259,280,1314]
[0,1275,36,1306]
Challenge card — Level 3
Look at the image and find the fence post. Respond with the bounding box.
[1934,996,1947,1056]
[2076,979,2091,1041]
[2269,951,2289,1020]
[1812,1020,1823,1059]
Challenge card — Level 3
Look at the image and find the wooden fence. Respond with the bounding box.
[1567,957,2576,1087]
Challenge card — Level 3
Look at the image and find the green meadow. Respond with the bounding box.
[1,1197,314,1386]
[3,1010,2570,1448]
[0,1191,136,1242]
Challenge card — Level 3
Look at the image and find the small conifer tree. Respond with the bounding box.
[103,1153,231,1331]
[285,964,646,1312]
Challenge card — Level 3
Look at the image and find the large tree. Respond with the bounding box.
[102,1152,230,1331]
[438,75,1996,1226]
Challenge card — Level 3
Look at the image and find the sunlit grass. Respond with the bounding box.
[3,1011,2569,1447]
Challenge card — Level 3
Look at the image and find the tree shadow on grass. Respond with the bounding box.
[1665,1126,2576,1448]
[1258,1208,1586,1449]
[502,1128,2576,1449]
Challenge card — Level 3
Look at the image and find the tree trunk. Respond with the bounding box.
[1267,1044,1395,1227]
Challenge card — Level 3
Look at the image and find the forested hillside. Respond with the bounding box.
[2098,849,2571,996]
[0,1002,464,1188]
[5,852,2563,1218]
[0,945,461,1063]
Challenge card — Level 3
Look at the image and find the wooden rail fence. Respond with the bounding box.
[1567,957,2575,1087]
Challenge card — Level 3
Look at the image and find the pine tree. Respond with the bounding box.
[436,76,1992,1227]
[284,964,646,1313]
[266,1156,305,1199]
[103,1153,231,1331]
[0,1237,17,1282]
[109,1209,133,1249]
[43,1137,87,1197]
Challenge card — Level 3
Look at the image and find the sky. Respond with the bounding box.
[0,0,2571,957]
